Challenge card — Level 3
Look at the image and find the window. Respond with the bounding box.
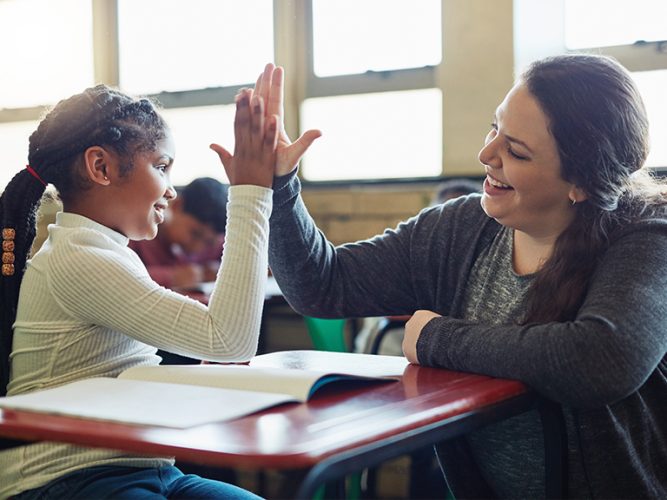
[0,121,40,191]
[301,89,442,181]
[515,0,667,168]
[564,0,667,168]
[300,0,443,181]
[312,0,441,77]
[118,0,273,95]
[159,105,236,186]
[564,0,667,49]
[0,0,94,109]
[633,70,667,168]
[116,0,274,183]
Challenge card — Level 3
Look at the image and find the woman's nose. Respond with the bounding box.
[165,185,177,201]
[478,135,501,169]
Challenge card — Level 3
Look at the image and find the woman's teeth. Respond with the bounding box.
[488,177,512,189]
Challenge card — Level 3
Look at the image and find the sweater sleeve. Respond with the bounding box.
[269,172,424,318]
[48,185,272,362]
[416,223,667,408]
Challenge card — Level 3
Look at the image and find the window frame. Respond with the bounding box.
[0,1,524,188]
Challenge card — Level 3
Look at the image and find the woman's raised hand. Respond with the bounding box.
[210,88,278,187]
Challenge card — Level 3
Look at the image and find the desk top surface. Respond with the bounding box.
[0,350,528,469]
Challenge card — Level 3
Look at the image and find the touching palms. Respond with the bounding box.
[211,63,321,177]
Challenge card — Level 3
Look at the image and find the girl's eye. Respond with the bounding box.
[155,164,167,173]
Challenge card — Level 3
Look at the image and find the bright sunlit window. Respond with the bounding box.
[0,121,40,192]
[312,0,441,76]
[300,89,442,181]
[564,0,667,48]
[633,70,667,168]
[0,0,94,108]
[118,0,274,95]
[159,105,236,186]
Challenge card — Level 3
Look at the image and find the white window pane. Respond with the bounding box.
[300,89,442,181]
[633,70,667,168]
[312,0,441,77]
[160,105,235,186]
[565,0,667,48]
[0,121,40,193]
[0,0,93,108]
[118,0,273,95]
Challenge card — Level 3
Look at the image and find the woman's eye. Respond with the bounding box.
[507,147,528,161]
[156,164,167,173]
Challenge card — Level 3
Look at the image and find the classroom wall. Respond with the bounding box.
[302,184,435,244]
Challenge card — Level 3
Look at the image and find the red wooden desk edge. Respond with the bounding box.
[0,369,529,470]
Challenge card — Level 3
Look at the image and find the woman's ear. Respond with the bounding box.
[82,146,113,186]
[568,185,588,204]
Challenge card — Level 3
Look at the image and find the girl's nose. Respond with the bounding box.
[165,185,177,201]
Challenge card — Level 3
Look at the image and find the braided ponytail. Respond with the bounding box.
[0,84,166,394]
[0,170,48,394]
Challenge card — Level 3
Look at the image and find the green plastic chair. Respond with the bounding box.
[303,316,348,352]
[302,316,361,499]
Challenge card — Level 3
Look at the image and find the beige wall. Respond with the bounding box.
[302,184,436,245]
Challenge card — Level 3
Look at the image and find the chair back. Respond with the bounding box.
[303,316,348,352]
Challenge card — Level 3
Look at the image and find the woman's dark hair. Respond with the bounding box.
[520,54,667,323]
[0,84,167,394]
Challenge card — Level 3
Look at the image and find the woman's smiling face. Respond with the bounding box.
[478,81,580,239]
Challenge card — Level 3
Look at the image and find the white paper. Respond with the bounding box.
[0,378,295,428]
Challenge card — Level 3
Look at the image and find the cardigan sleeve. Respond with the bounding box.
[269,171,497,319]
[416,222,667,408]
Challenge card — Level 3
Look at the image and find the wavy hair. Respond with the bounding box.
[520,54,667,323]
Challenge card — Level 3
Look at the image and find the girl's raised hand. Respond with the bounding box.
[254,63,321,176]
[210,89,279,187]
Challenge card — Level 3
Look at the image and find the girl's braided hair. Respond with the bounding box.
[0,84,167,394]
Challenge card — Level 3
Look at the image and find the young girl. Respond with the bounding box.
[0,84,278,498]
[254,56,667,498]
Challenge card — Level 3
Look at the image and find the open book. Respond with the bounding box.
[0,351,409,428]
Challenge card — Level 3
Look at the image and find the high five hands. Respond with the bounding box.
[211,63,322,185]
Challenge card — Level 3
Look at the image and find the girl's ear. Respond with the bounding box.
[568,185,588,204]
[82,146,113,186]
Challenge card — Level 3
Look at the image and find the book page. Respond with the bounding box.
[119,364,326,402]
[0,378,296,428]
[120,351,408,401]
[250,350,410,378]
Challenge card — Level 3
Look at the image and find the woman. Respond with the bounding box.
[260,55,667,498]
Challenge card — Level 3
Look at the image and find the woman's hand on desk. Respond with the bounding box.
[403,310,442,364]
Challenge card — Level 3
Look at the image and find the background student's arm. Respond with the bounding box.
[413,224,667,408]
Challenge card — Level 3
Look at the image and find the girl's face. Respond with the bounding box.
[110,129,177,240]
[478,82,580,239]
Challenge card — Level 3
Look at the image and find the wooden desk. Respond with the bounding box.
[0,351,564,498]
